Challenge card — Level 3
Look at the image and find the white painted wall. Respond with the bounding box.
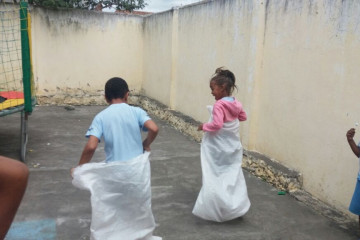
[142,11,173,106]
[254,0,360,211]
[31,8,144,104]
[143,0,360,216]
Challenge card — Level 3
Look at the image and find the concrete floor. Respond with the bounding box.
[0,105,358,240]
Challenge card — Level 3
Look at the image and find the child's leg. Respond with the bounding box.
[0,156,28,240]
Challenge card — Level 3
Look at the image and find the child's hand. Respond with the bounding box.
[198,124,203,131]
[347,128,356,141]
[142,139,151,152]
[70,168,75,178]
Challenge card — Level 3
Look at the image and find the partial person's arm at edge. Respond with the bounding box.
[0,156,28,240]
[78,135,99,166]
[347,128,360,158]
[143,120,159,152]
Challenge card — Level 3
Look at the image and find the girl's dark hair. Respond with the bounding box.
[105,77,129,101]
[211,67,237,95]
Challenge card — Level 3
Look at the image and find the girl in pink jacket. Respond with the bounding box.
[193,67,251,222]
[198,68,247,132]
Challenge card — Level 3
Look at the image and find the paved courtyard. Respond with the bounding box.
[0,106,358,240]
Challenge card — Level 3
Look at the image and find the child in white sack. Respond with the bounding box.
[72,77,161,240]
[192,67,251,222]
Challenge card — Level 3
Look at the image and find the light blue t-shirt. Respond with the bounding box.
[86,103,151,162]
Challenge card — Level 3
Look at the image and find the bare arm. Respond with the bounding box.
[346,128,360,158]
[143,120,159,152]
[78,135,99,165]
[0,156,28,239]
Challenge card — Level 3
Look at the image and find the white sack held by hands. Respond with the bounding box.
[72,151,161,240]
[192,106,251,222]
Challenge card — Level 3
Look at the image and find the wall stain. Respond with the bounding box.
[284,0,289,12]
[263,0,270,45]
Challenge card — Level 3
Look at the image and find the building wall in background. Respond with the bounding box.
[142,11,173,106]
[31,8,144,105]
[254,0,360,212]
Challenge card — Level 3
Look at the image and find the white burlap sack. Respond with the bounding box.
[72,151,161,240]
[192,106,251,222]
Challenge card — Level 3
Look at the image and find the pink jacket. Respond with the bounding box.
[203,98,247,132]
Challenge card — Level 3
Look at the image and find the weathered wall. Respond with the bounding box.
[142,11,173,106]
[25,0,360,218]
[30,8,144,105]
[142,0,257,144]
[142,0,360,218]
[252,0,360,214]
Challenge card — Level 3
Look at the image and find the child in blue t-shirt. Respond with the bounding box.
[346,128,360,234]
[72,77,160,239]
[76,77,158,165]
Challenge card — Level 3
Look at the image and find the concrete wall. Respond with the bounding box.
[252,0,360,213]
[24,0,360,217]
[142,0,257,144]
[143,0,360,217]
[30,8,144,105]
[142,11,173,106]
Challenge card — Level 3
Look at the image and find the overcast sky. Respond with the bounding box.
[102,0,201,13]
[142,0,201,12]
